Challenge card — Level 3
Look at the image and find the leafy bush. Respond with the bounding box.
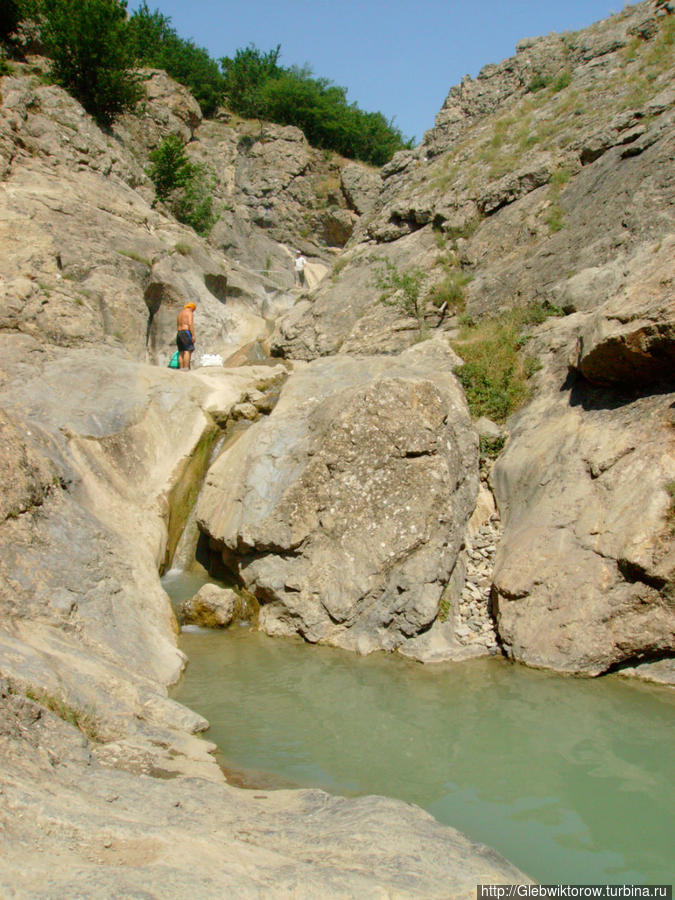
[549,167,571,189]
[375,258,426,329]
[528,73,552,93]
[39,0,142,127]
[169,164,216,235]
[543,167,571,234]
[551,70,572,92]
[427,270,472,312]
[146,133,192,199]
[6,2,410,162]
[544,202,565,233]
[147,134,215,235]
[0,48,11,75]
[480,435,506,459]
[127,2,225,117]
[220,44,282,119]
[451,304,563,422]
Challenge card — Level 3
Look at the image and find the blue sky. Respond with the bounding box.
[128,0,629,144]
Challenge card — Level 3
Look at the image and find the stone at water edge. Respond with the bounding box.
[180,584,239,628]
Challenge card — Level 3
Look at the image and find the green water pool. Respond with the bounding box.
[166,573,674,884]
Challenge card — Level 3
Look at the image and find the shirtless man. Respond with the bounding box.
[176,302,196,369]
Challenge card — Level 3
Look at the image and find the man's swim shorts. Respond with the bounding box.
[176,330,195,352]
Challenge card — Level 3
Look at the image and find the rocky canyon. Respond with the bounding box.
[0,1,673,896]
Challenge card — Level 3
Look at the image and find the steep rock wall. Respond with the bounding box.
[269,0,675,679]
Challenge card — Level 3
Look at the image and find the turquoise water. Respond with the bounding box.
[166,577,674,885]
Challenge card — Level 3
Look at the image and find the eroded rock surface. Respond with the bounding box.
[0,4,672,894]
[268,0,675,680]
[0,334,287,765]
[0,49,532,895]
[491,297,674,675]
[272,2,674,360]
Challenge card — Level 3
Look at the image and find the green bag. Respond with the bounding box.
[168,351,180,369]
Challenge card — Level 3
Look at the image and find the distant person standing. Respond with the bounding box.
[293,250,306,287]
[176,302,196,369]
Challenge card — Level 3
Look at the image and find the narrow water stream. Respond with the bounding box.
[164,569,674,886]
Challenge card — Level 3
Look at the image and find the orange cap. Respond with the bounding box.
[184,302,196,309]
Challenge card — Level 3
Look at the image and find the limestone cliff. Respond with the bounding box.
[270,0,675,680]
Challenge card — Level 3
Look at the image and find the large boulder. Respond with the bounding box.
[340,161,382,215]
[115,68,203,151]
[197,338,479,656]
[571,236,675,386]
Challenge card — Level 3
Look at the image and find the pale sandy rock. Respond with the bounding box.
[571,236,675,386]
[0,74,144,185]
[114,68,202,155]
[616,658,675,684]
[475,417,504,440]
[313,205,359,246]
[490,312,675,674]
[272,228,439,359]
[467,484,497,536]
[0,70,278,366]
[0,347,288,739]
[274,8,674,360]
[0,41,537,895]
[188,118,373,270]
[398,617,492,664]
[0,407,60,522]
[477,154,554,215]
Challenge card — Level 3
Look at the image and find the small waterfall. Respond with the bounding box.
[165,418,258,578]
[168,432,229,575]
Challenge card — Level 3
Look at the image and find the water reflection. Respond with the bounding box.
[171,624,674,883]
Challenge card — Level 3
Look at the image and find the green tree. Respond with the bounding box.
[127,2,225,117]
[146,133,193,199]
[219,44,283,119]
[40,0,141,127]
[375,259,427,334]
[169,164,216,236]
[221,44,412,164]
[147,135,215,236]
